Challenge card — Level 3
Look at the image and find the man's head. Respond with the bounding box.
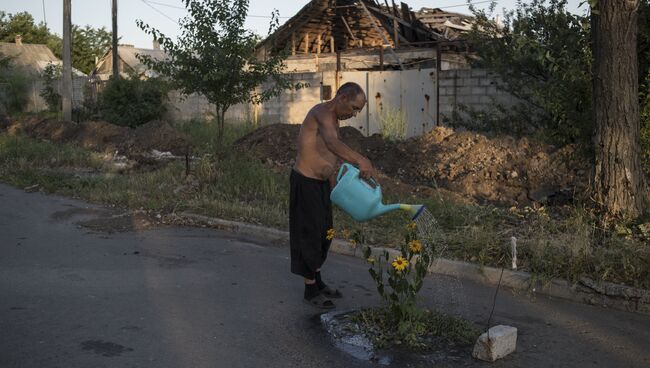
[334,82,366,120]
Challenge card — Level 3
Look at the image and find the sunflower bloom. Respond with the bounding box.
[367,256,376,264]
[326,228,335,241]
[406,221,417,231]
[408,239,423,254]
[350,239,357,246]
[392,256,408,271]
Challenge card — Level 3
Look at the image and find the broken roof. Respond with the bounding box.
[94,44,168,78]
[257,0,447,55]
[414,7,475,40]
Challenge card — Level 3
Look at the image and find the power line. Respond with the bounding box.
[439,0,494,9]
[145,0,291,18]
[140,0,180,24]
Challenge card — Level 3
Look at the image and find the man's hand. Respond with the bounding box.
[358,157,377,182]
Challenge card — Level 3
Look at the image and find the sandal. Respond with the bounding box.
[303,293,336,309]
[320,285,343,299]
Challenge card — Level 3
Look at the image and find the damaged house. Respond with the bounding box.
[93,0,517,134]
[240,0,472,136]
[234,0,516,136]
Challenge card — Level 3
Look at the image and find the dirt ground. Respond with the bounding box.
[1,115,592,206]
[234,124,592,206]
[1,117,191,157]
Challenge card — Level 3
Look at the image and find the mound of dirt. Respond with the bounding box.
[2,117,190,158]
[234,123,591,206]
[134,120,190,156]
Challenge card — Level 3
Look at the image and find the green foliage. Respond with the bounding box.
[379,104,407,141]
[466,0,592,144]
[358,222,439,347]
[174,118,256,156]
[40,63,61,112]
[0,56,30,114]
[0,11,57,46]
[69,25,112,74]
[353,307,478,350]
[136,0,300,140]
[0,11,111,74]
[97,77,168,128]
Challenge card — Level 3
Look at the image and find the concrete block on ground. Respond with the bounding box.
[472,325,517,362]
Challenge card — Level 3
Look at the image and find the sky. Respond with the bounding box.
[2,0,588,49]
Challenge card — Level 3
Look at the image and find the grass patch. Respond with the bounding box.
[1,118,649,290]
[352,307,479,350]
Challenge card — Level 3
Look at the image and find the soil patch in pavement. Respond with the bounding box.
[76,212,158,233]
[234,123,591,206]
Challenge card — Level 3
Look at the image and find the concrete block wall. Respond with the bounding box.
[438,68,522,125]
[20,76,87,113]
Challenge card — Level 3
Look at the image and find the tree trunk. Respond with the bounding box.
[217,107,226,143]
[592,0,648,219]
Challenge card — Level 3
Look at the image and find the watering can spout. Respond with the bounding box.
[372,203,402,218]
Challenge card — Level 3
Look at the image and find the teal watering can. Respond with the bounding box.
[330,163,425,222]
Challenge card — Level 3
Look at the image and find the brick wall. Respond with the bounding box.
[438,68,521,125]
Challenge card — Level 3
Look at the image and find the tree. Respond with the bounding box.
[136,0,298,141]
[0,12,111,74]
[70,25,111,74]
[0,11,53,44]
[466,0,592,144]
[591,0,649,219]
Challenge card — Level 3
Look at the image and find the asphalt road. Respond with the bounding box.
[1,183,650,368]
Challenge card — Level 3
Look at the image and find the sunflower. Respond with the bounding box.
[341,228,351,239]
[408,239,423,253]
[367,256,376,265]
[392,256,408,271]
[406,221,417,231]
[326,228,335,240]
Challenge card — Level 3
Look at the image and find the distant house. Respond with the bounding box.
[93,42,167,80]
[254,0,472,72]
[90,1,516,131]
[0,35,86,112]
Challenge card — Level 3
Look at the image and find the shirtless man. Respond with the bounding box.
[290,82,377,309]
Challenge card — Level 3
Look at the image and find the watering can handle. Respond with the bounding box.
[336,163,354,183]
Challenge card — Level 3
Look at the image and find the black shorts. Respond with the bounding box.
[289,169,333,279]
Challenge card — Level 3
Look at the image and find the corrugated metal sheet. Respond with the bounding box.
[338,67,437,138]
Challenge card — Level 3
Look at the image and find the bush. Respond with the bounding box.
[97,76,168,127]
[0,55,30,114]
[466,0,592,144]
[379,104,407,142]
[40,63,62,113]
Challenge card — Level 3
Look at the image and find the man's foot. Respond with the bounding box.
[316,271,343,298]
[303,293,336,309]
[320,285,343,298]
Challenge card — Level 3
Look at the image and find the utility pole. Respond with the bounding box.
[112,0,119,79]
[62,0,72,121]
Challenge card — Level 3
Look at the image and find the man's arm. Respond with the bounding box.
[316,109,377,180]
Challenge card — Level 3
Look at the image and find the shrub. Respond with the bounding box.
[40,63,61,112]
[0,56,30,114]
[378,104,407,141]
[97,76,168,127]
[466,0,592,144]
